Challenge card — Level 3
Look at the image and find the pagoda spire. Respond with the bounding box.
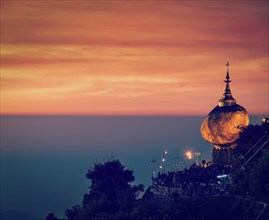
[218,62,236,107]
[224,61,231,83]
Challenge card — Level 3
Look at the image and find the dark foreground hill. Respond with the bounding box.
[141,187,269,220]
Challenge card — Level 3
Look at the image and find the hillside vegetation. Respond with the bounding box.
[45,122,269,220]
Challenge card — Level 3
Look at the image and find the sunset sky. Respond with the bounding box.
[1,0,268,115]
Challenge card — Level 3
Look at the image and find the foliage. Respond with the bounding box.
[65,159,144,220]
[45,213,59,220]
[131,191,232,220]
[230,122,269,202]
[249,149,269,202]
[234,123,268,156]
[230,150,269,202]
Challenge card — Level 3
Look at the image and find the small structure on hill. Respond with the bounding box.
[200,62,249,166]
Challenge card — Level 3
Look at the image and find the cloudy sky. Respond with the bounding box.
[1,0,268,115]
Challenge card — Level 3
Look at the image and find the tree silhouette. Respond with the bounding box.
[45,212,59,220]
[65,159,143,219]
[231,122,269,201]
[235,122,269,156]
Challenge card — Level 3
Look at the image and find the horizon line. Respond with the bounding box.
[0,113,266,117]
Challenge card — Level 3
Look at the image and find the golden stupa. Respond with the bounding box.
[201,62,249,165]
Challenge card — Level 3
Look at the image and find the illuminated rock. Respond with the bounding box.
[201,104,249,147]
[200,62,249,165]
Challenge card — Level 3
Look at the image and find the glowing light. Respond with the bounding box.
[217,174,228,178]
[262,117,269,123]
[162,158,165,162]
[185,151,193,160]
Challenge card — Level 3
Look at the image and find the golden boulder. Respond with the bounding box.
[201,104,249,148]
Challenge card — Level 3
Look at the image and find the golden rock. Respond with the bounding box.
[200,104,249,147]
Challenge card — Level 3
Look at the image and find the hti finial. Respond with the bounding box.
[226,61,229,71]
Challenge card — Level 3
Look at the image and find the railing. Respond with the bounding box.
[151,177,221,197]
[231,133,269,172]
[241,138,269,168]
[255,202,268,220]
[152,178,182,195]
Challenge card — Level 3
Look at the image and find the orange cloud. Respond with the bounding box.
[0,1,268,115]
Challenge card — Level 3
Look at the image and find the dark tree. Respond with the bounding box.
[45,212,59,220]
[230,122,269,202]
[235,125,260,155]
[65,159,143,219]
[235,122,269,156]
[248,149,269,202]
[65,205,81,220]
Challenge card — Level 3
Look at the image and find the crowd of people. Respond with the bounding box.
[152,161,231,197]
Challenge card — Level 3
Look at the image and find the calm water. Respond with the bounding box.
[0,115,262,219]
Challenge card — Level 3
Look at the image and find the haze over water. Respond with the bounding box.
[0,115,262,219]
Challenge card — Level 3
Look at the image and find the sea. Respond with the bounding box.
[0,115,262,219]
